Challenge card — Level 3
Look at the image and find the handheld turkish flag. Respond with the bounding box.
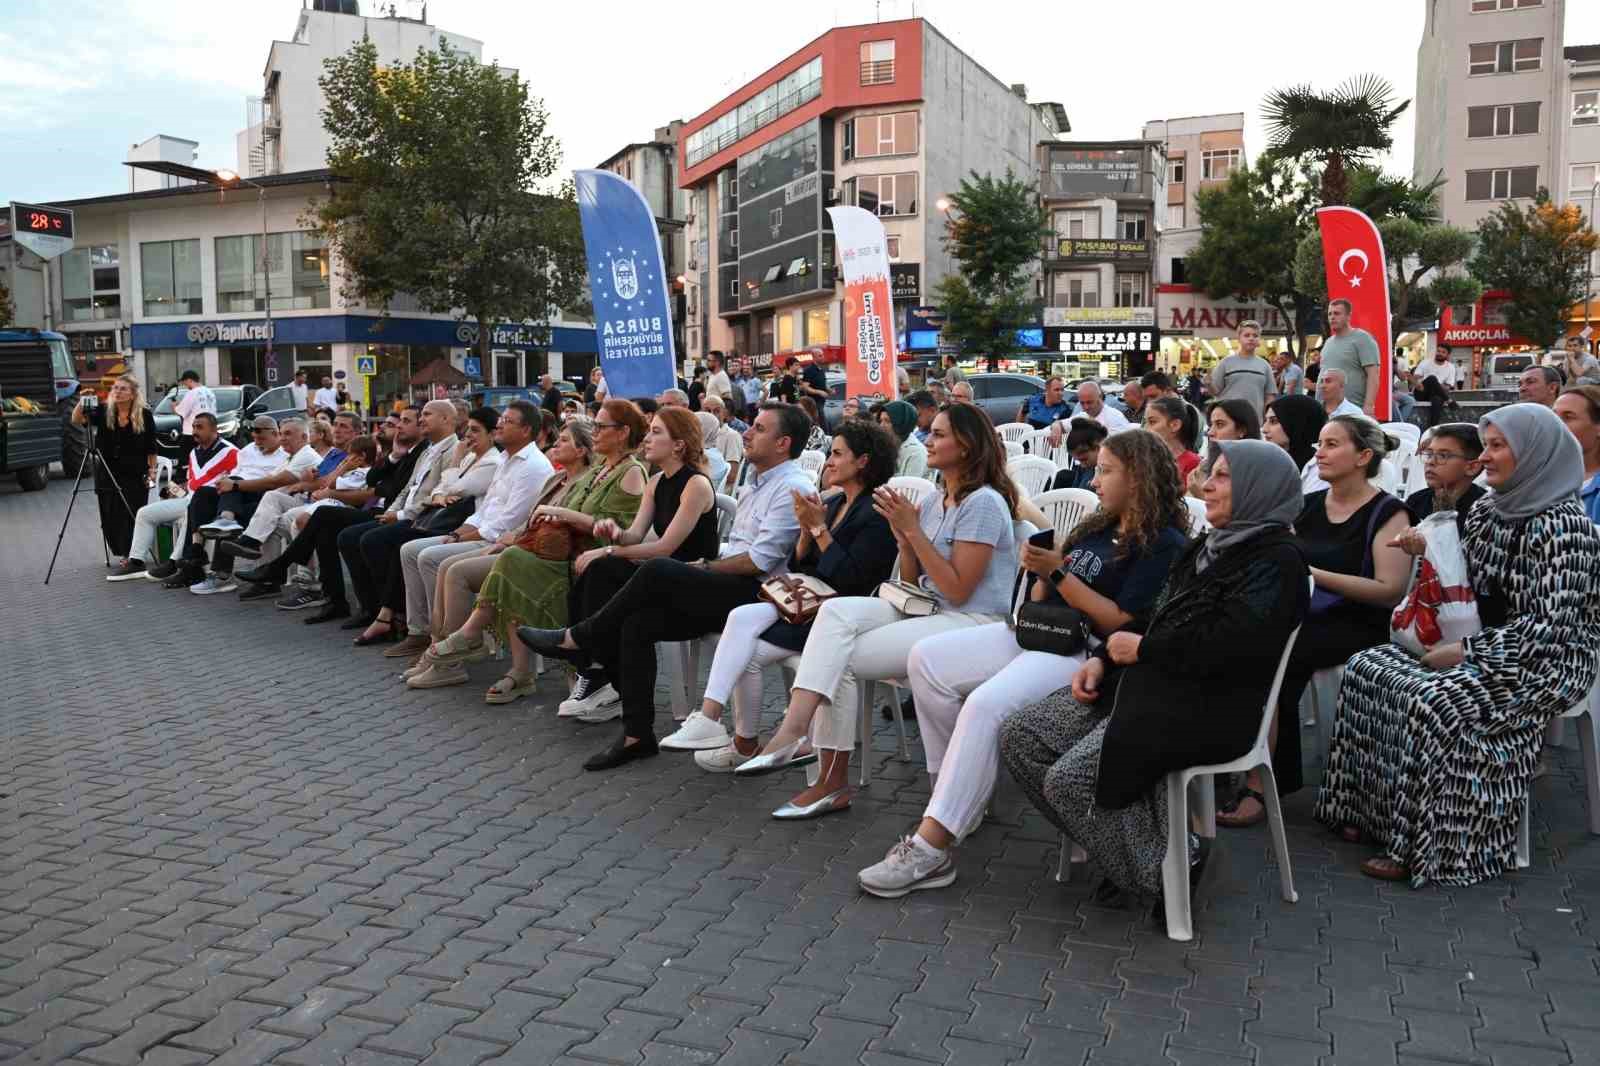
[1317,206,1393,419]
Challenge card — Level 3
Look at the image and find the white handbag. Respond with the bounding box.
[876,578,939,617]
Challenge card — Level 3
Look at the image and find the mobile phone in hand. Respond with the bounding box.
[1028,528,1055,549]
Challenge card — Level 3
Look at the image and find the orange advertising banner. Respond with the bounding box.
[826,205,899,403]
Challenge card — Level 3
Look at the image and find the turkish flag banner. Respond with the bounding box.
[1316,206,1393,420]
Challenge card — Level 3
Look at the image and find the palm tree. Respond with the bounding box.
[1262,74,1410,206]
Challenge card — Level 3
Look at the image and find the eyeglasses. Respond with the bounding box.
[1418,450,1468,464]
[593,420,623,430]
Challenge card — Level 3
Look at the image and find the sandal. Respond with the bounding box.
[1359,856,1410,882]
[1215,788,1266,828]
[354,619,399,646]
[1339,825,1366,844]
[485,672,537,705]
[427,631,486,665]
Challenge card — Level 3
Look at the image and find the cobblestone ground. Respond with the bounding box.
[2,475,1597,1066]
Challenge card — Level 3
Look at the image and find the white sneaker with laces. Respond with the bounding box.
[693,742,754,773]
[857,835,956,898]
[189,573,238,595]
[660,711,732,751]
[576,700,622,724]
[559,678,619,718]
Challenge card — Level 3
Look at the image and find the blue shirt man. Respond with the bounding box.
[1582,469,1600,525]
[1021,377,1071,428]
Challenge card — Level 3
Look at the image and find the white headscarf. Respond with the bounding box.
[1478,403,1584,521]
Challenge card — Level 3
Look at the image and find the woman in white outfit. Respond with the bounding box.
[857,429,1192,897]
[733,403,1021,820]
[659,420,901,765]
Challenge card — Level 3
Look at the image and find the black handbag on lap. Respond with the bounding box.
[413,496,477,533]
[1010,571,1091,657]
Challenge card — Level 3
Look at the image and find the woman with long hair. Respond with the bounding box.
[1218,414,1410,828]
[1263,395,1327,491]
[732,403,1021,820]
[859,430,1189,898]
[1000,441,1310,914]
[663,419,901,763]
[74,374,155,569]
[1317,404,1600,885]
[1144,396,1202,482]
[414,404,648,703]
[1189,399,1262,497]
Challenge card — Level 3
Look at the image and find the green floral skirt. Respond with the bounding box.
[476,547,573,644]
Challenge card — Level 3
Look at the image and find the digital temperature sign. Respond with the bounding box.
[10,202,74,239]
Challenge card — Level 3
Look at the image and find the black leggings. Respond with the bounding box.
[95,470,145,557]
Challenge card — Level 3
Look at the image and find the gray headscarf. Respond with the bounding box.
[1197,439,1304,572]
[1478,402,1584,521]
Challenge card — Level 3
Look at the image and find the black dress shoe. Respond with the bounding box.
[305,602,350,625]
[340,614,375,631]
[583,734,659,771]
[516,626,586,665]
[236,562,286,585]
[162,565,204,590]
[238,582,282,602]
[223,536,263,561]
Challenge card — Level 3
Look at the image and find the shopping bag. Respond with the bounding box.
[1390,511,1482,656]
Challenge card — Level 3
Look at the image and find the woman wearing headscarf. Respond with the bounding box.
[1263,394,1326,492]
[999,441,1309,909]
[1315,404,1600,887]
[878,400,928,479]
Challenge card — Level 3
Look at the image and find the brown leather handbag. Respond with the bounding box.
[759,573,838,625]
[513,474,580,561]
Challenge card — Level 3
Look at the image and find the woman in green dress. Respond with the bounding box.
[423,401,651,701]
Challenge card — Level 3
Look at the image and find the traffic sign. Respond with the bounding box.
[356,355,377,376]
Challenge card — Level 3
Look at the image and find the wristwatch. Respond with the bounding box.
[1048,566,1068,588]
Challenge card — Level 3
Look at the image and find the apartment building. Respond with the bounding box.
[676,18,1065,363]
[1566,44,1600,329]
[1140,113,1245,287]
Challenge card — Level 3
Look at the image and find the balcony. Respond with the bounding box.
[860,59,895,85]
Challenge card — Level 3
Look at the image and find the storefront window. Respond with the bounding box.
[776,313,796,352]
[142,348,184,396]
[141,240,202,317]
[61,245,121,322]
[215,231,330,312]
[804,306,830,346]
[497,353,521,387]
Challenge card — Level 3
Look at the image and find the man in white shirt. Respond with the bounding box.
[169,416,288,590]
[396,401,556,663]
[705,352,733,408]
[172,369,216,469]
[701,394,745,465]
[289,368,310,413]
[313,375,340,414]
[1046,381,1131,448]
[1318,368,1365,420]
[341,400,462,632]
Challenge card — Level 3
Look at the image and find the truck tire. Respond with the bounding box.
[17,464,50,491]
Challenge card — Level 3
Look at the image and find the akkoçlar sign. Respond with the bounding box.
[185,320,275,344]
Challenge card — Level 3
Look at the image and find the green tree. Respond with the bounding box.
[931,169,1049,371]
[307,39,588,367]
[1469,191,1599,348]
[1262,74,1410,206]
[1184,155,1319,355]
[1347,165,1445,223]
[1293,218,1482,342]
[0,277,13,329]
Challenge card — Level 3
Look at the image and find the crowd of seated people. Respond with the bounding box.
[105,368,1600,929]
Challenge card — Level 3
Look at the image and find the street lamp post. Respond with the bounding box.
[215,170,275,388]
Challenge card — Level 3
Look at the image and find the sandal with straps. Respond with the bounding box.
[1215,787,1267,828]
[485,672,537,705]
[428,630,485,665]
[1359,856,1411,882]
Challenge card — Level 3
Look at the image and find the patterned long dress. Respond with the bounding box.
[1313,497,1600,887]
[475,458,646,643]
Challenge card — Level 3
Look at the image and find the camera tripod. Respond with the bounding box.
[44,402,140,585]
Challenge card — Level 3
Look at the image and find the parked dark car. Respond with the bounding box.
[151,385,264,457]
[966,372,1045,424]
[466,387,538,413]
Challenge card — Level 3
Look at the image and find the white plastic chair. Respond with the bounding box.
[1401,446,1431,499]
[1004,441,1024,460]
[996,422,1033,447]
[665,493,743,721]
[1382,422,1421,449]
[797,449,826,485]
[1026,428,1074,468]
[1516,671,1600,868]
[885,476,936,507]
[1031,487,1098,538]
[1371,458,1402,496]
[1388,437,1417,485]
[1006,456,1057,499]
[1184,496,1210,535]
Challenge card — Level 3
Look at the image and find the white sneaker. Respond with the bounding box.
[198,516,243,537]
[576,700,622,724]
[857,835,957,899]
[661,711,732,751]
[558,677,619,718]
[189,573,238,595]
[694,742,754,773]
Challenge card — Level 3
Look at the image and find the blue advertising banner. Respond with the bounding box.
[574,169,676,400]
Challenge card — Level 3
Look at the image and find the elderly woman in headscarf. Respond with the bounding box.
[1316,403,1600,887]
[878,400,928,479]
[1263,394,1327,492]
[999,440,1309,910]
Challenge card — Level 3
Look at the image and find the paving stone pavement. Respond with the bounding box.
[3,475,1598,1066]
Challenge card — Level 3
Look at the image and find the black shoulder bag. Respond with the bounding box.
[1010,569,1092,657]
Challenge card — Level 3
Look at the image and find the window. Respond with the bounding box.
[1449,304,1475,326]
[684,56,822,166]
[1467,102,1540,137]
[1572,164,1599,196]
[1171,257,1187,284]
[728,278,739,299]
[854,172,918,216]
[1471,0,1542,10]
[60,244,120,322]
[885,235,901,260]
[1114,273,1148,308]
[140,239,202,317]
[1053,271,1098,308]
[776,314,795,351]
[1469,39,1542,75]
[860,40,894,85]
[1201,149,1241,180]
[1465,166,1539,200]
[214,231,330,312]
[1117,213,1146,241]
[849,111,918,158]
[804,306,829,345]
[1054,209,1100,240]
[763,263,785,283]
[1166,157,1185,184]
[1576,91,1599,127]
[1166,203,1186,229]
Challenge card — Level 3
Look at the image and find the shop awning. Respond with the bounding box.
[410,358,469,387]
